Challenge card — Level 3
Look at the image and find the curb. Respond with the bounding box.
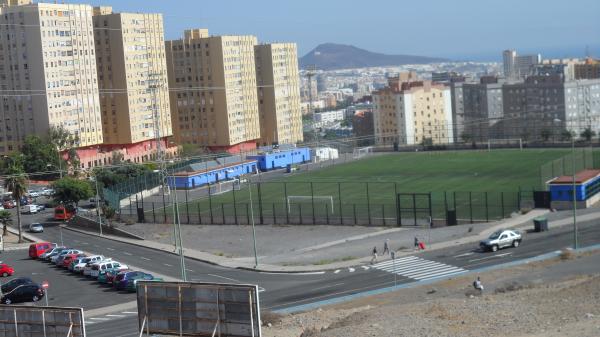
[273,243,600,314]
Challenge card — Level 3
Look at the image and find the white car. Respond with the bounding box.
[479,229,523,252]
[41,188,55,196]
[89,261,128,278]
[74,255,104,273]
[83,258,112,276]
[28,191,40,198]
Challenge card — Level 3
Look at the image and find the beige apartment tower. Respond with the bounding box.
[373,74,453,145]
[255,43,303,146]
[0,0,103,154]
[166,29,260,153]
[93,7,172,161]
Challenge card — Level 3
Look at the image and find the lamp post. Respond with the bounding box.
[554,119,578,249]
[93,171,103,236]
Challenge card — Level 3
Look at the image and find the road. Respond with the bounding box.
[8,207,600,337]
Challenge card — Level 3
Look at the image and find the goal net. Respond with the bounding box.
[487,138,522,151]
[353,146,374,159]
[286,196,334,214]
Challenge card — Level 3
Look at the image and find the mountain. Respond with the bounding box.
[299,43,449,70]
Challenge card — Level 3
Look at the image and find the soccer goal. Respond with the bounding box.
[487,138,522,151]
[353,146,374,159]
[286,196,334,214]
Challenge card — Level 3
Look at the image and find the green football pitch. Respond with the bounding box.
[163,149,584,224]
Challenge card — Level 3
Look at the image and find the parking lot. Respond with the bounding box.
[0,250,136,309]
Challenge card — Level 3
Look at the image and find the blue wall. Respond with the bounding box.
[247,148,311,171]
[549,175,600,201]
[168,161,257,189]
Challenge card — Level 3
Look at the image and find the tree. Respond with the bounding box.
[3,164,27,243]
[52,177,94,206]
[48,126,79,177]
[561,130,574,141]
[20,135,62,179]
[0,210,11,237]
[580,127,596,142]
[460,132,472,143]
[66,148,81,176]
[540,129,552,142]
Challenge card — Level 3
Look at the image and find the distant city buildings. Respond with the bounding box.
[503,49,542,80]
[373,72,453,145]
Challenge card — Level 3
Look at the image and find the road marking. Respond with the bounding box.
[106,248,115,251]
[348,268,355,273]
[207,274,240,283]
[163,263,173,267]
[361,266,370,270]
[333,270,341,274]
[123,252,132,256]
[105,314,126,318]
[185,269,194,272]
[372,256,466,281]
[140,257,150,261]
[468,252,512,262]
[89,317,110,321]
[313,282,345,291]
[258,287,266,293]
[121,311,137,314]
[453,252,475,258]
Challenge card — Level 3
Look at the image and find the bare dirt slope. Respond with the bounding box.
[264,252,600,337]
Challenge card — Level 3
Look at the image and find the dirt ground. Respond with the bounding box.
[263,251,600,337]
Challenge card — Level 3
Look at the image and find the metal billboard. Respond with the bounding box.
[136,281,261,337]
[0,305,85,337]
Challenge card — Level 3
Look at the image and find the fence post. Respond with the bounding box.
[469,191,473,224]
[325,204,330,225]
[501,192,505,218]
[396,194,402,226]
[382,204,385,226]
[129,195,133,216]
[185,188,190,224]
[257,183,264,224]
[197,204,202,224]
[162,187,167,223]
[366,183,371,225]
[444,191,448,218]
[428,193,433,225]
[310,182,315,224]
[352,204,357,225]
[272,203,276,224]
[232,185,238,225]
[284,182,289,224]
[338,182,343,225]
[246,203,250,225]
[485,191,489,222]
[221,204,225,224]
[152,202,156,223]
[209,184,214,224]
[518,187,522,210]
[453,191,457,215]
[299,203,303,225]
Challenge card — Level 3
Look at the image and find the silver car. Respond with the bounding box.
[28,223,44,233]
[479,229,522,252]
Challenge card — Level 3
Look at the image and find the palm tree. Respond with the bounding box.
[4,164,28,243]
[0,210,11,237]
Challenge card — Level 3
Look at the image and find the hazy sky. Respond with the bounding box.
[67,0,600,61]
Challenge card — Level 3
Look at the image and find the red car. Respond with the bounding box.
[62,254,86,268]
[2,200,15,209]
[0,263,14,277]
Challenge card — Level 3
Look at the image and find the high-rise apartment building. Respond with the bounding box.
[92,6,175,164]
[166,29,260,153]
[254,43,303,146]
[574,58,600,80]
[373,73,453,146]
[461,76,505,141]
[0,0,103,154]
[503,49,541,80]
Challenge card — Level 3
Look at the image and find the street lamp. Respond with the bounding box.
[554,119,578,249]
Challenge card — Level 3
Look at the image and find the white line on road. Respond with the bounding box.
[140,257,150,261]
[81,242,89,245]
[361,266,370,270]
[258,287,266,293]
[468,252,512,262]
[163,263,173,267]
[105,314,126,318]
[333,270,341,274]
[208,274,241,283]
[313,282,345,291]
[89,317,110,321]
[453,252,475,258]
[348,268,355,273]
[185,269,194,272]
[106,248,115,251]
[121,311,137,314]
[123,252,132,256]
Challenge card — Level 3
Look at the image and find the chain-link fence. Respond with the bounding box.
[539,148,597,189]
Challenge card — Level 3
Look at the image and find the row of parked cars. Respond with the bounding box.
[29,242,161,293]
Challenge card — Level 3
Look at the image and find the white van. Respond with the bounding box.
[89,261,128,278]
[21,205,39,214]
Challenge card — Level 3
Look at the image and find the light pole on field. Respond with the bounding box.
[554,119,578,249]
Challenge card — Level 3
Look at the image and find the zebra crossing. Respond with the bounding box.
[371,256,467,281]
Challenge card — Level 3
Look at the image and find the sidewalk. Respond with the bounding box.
[60,207,593,273]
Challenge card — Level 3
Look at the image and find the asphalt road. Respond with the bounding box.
[7,207,600,337]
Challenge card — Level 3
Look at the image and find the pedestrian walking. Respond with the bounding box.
[473,276,484,292]
[371,246,378,264]
[414,236,420,250]
[383,239,390,255]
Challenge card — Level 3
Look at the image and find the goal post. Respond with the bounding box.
[487,138,522,151]
[286,196,334,214]
[353,146,374,159]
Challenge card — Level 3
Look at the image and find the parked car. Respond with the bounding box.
[28,190,40,198]
[98,265,129,284]
[28,223,44,233]
[41,188,55,196]
[2,200,15,209]
[21,204,39,214]
[90,261,127,278]
[480,229,522,252]
[61,253,87,268]
[75,255,105,274]
[1,277,33,294]
[34,204,46,211]
[53,249,83,265]
[1,284,45,304]
[69,257,89,272]
[0,263,14,277]
[40,246,66,260]
[29,242,56,259]
[113,271,158,291]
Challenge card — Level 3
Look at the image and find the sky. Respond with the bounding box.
[66,0,600,61]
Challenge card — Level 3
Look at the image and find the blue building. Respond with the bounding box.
[548,169,600,209]
[247,147,311,171]
[168,160,257,189]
